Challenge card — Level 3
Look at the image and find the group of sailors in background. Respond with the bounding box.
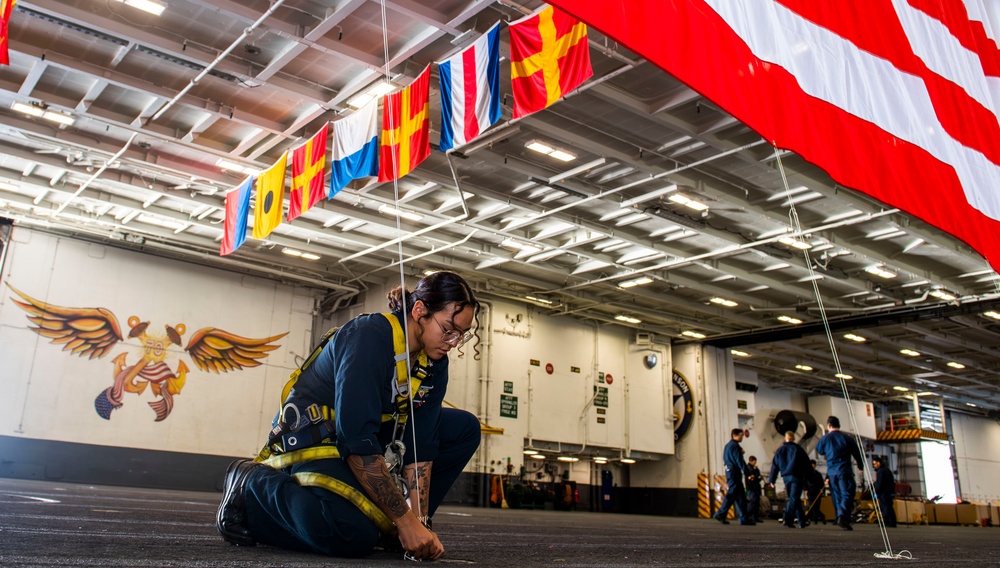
[713,416,896,529]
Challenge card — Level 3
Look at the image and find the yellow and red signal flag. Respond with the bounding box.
[378,65,430,182]
[288,123,329,222]
[509,5,593,119]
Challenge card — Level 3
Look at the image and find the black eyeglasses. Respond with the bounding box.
[432,315,473,347]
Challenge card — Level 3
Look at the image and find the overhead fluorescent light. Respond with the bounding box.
[525,140,576,162]
[929,289,957,301]
[682,330,706,339]
[984,310,1000,320]
[620,458,637,464]
[843,333,866,342]
[548,149,576,162]
[667,193,708,211]
[378,204,423,222]
[525,141,554,154]
[778,315,802,325]
[523,449,539,455]
[614,314,642,324]
[42,111,75,126]
[835,373,853,380]
[593,457,608,464]
[917,391,935,396]
[946,361,965,369]
[618,276,653,288]
[529,454,546,460]
[899,348,920,357]
[730,349,750,357]
[216,158,258,175]
[893,386,910,392]
[115,0,167,16]
[865,265,897,279]
[526,295,553,305]
[11,102,45,117]
[710,297,738,308]
[346,81,396,109]
[966,402,977,407]
[779,236,812,250]
[282,248,320,261]
[794,364,813,371]
[556,456,580,462]
[500,238,541,252]
[136,213,184,230]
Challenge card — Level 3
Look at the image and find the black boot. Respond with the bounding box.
[217,458,265,546]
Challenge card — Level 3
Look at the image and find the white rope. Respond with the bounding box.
[773,149,911,561]
[377,0,425,524]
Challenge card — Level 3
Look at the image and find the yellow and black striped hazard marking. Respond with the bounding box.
[877,429,949,442]
[698,473,711,518]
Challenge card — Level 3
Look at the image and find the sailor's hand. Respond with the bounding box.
[396,512,444,560]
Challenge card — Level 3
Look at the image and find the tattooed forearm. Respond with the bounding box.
[346,454,410,520]
[403,461,432,517]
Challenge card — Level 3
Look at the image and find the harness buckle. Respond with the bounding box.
[306,403,323,424]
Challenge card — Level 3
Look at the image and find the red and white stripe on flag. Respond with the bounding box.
[547,0,1000,272]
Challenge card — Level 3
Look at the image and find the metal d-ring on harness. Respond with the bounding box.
[251,312,429,535]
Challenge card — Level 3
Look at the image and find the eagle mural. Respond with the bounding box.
[6,283,288,422]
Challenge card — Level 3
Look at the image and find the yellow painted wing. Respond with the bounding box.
[184,327,288,374]
[6,283,124,359]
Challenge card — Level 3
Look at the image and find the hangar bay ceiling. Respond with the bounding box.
[1,0,999,415]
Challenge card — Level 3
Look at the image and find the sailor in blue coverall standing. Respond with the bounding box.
[714,428,756,525]
[767,430,811,528]
[216,271,482,560]
[815,415,865,531]
[872,455,897,527]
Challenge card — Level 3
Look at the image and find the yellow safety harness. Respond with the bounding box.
[252,313,428,535]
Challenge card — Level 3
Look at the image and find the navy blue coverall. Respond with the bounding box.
[743,463,763,521]
[715,439,751,523]
[815,430,864,523]
[768,441,811,527]
[874,464,897,527]
[241,312,481,556]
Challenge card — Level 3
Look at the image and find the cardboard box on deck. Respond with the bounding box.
[891,500,926,524]
[819,495,835,520]
[957,503,981,525]
[931,503,958,524]
[971,504,992,526]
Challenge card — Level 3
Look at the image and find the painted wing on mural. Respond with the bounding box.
[184,327,287,373]
[6,283,124,359]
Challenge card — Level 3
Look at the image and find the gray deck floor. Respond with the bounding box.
[0,477,996,567]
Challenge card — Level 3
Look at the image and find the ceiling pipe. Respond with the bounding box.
[51,1,288,220]
[51,132,138,219]
[150,0,288,123]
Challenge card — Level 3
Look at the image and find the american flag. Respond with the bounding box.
[548,0,1000,272]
